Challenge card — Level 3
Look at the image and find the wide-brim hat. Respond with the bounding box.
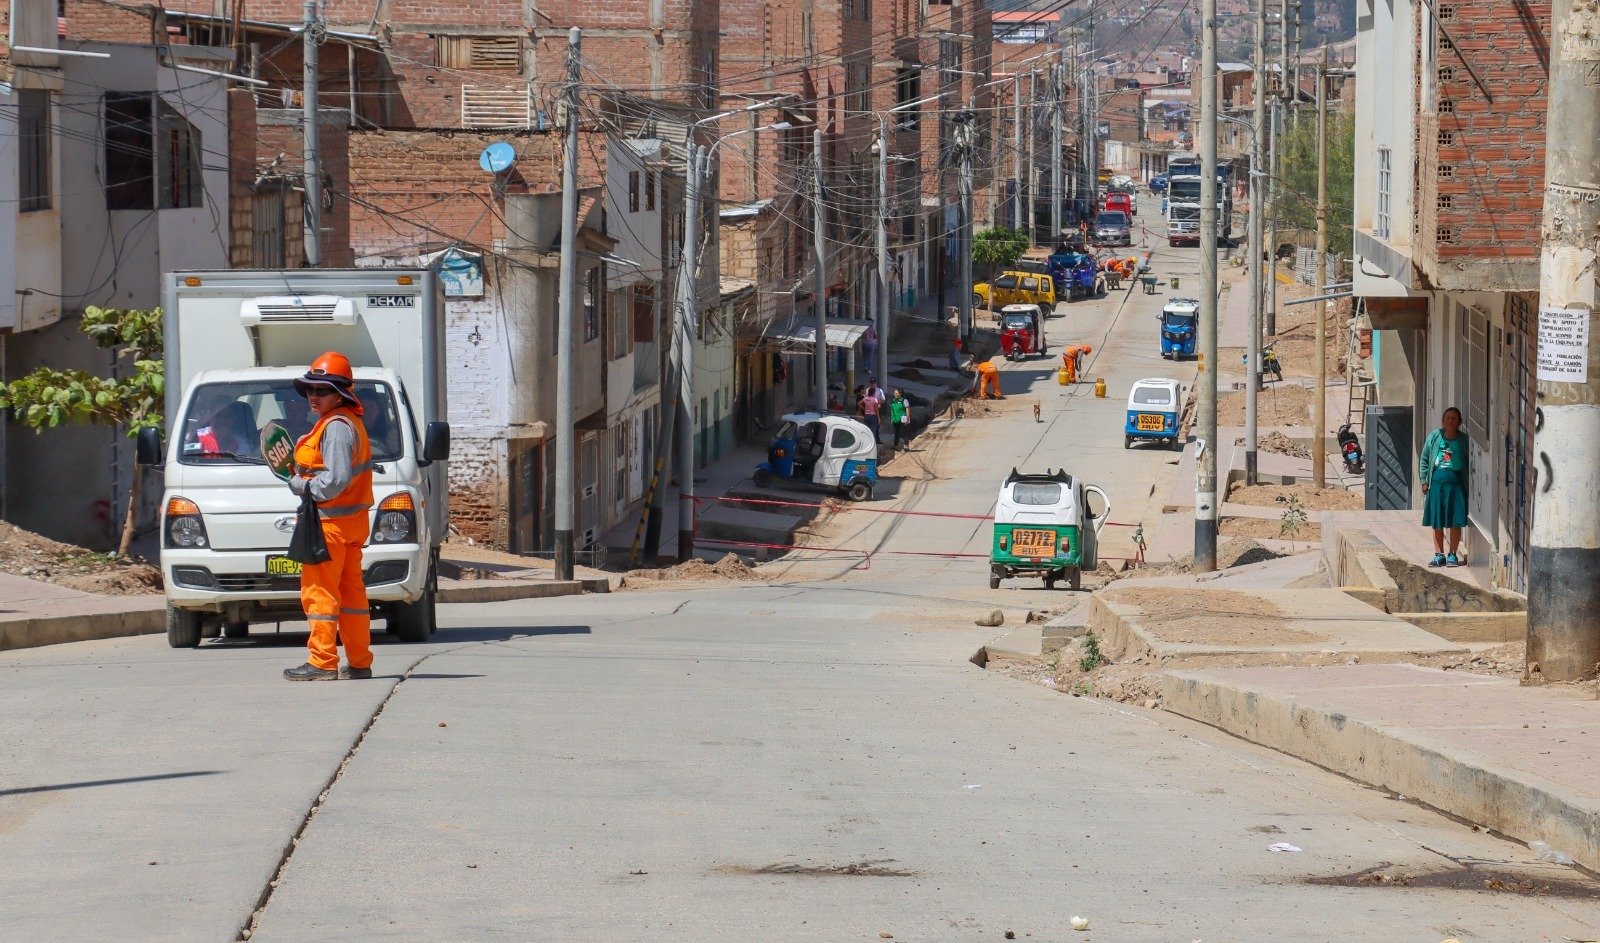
[293,373,360,407]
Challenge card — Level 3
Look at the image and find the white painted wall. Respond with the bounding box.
[1353,0,1417,298]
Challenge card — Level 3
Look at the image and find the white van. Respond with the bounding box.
[139,270,450,648]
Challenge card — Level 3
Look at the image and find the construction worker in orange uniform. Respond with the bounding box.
[1061,344,1094,384]
[282,352,376,682]
[976,356,1004,400]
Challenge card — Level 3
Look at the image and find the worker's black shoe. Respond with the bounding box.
[339,665,373,680]
[283,662,338,681]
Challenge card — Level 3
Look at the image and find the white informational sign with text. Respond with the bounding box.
[1537,305,1590,383]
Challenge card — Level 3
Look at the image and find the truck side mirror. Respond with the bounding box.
[421,421,451,464]
[136,426,164,467]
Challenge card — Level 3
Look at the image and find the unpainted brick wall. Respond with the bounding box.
[1425,1,1550,262]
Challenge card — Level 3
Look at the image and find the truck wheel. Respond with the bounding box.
[1069,568,1082,591]
[846,480,872,502]
[166,605,203,649]
[753,468,774,488]
[222,621,250,639]
[390,589,435,642]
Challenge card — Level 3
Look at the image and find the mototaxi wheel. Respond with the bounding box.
[753,467,774,488]
[846,480,872,502]
[1069,568,1082,591]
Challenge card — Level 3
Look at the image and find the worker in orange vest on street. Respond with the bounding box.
[283,351,376,681]
[1061,344,1094,384]
[976,356,1004,400]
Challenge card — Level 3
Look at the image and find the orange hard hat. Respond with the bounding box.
[294,350,359,404]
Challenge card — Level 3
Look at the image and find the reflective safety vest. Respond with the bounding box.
[294,407,374,519]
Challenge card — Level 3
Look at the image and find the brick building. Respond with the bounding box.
[1353,0,1550,591]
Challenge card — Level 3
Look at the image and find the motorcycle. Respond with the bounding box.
[1260,346,1284,383]
[1337,423,1365,475]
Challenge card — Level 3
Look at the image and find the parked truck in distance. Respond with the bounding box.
[138,269,452,648]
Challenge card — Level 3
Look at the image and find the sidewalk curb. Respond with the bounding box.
[0,605,166,652]
[1162,668,1600,871]
[436,576,614,604]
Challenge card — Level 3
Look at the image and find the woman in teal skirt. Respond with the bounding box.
[1419,406,1469,567]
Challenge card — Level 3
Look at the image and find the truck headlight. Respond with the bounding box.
[372,492,417,543]
[164,497,210,548]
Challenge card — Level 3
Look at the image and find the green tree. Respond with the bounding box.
[972,226,1031,310]
[1274,109,1355,259]
[0,306,164,556]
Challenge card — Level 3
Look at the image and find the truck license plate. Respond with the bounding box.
[1011,529,1057,557]
[1136,414,1165,431]
[265,555,303,577]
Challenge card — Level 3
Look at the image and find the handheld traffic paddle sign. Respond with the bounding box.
[260,421,295,481]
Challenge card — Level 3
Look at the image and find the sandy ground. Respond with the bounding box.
[1226,482,1364,511]
[1101,586,1322,645]
[1257,430,1310,458]
[1219,515,1322,542]
[0,521,161,595]
[1218,383,1314,426]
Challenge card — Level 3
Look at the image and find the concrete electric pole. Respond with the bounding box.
[676,144,704,562]
[1012,74,1023,231]
[878,115,892,389]
[1195,0,1219,572]
[301,0,321,266]
[958,99,975,342]
[813,128,829,412]
[1245,0,1267,486]
[1312,56,1328,490]
[1050,63,1063,246]
[554,27,580,580]
[1527,0,1600,682]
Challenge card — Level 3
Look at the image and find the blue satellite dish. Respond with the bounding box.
[479,141,516,174]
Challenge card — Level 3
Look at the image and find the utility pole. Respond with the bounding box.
[1245,0,1267,486]
[812,128,829,412]
[1050,62,1063,246]
[1267,95,1280,337]
[1012,74,1023,231]
[1527,0,1600,682]
[877,115,892,389]
[1027,69,1037,242]
[958,97,975,342]
[553,27,580,580]
[676,144,704,562]
[1195,0,1219,572]
[301,0,321,266]
[1312,56,1328,489]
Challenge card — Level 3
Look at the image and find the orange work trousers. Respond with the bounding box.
[300,512,372,672]
[977,364,1002,399]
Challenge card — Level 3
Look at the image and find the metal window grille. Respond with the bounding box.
[436,35,522,71]
[1375,147,1392,239]
[461,85,533,128]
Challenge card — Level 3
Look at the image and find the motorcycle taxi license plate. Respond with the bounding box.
[1136,413,1165,431]
[1010,529,1057,558]
[266,555,303,577]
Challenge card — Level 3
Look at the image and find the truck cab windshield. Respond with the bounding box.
[178,379,405,465]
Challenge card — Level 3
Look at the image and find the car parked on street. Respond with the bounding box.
[1148,173,1168,192]
[1092,210,1133,247]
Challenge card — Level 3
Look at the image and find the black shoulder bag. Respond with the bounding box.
[287,489,333,565]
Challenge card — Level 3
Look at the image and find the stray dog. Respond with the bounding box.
[1032,401,1042,423]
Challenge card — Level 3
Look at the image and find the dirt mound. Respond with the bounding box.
[0,521,162,595]
[890,367,930,384]
[626,552,765,583]
[1124,538,1288,579]
[1220,516,1321,542]
[906,358,936,369]
[1259,430,1311,458]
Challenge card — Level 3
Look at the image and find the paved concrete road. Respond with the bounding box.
[5,210,1596,940]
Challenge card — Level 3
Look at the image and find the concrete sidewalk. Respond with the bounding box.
[1164,663,1600,872]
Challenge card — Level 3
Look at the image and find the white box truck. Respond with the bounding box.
[138,269,451,648]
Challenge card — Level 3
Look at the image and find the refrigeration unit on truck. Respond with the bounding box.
[138,269,452,648]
